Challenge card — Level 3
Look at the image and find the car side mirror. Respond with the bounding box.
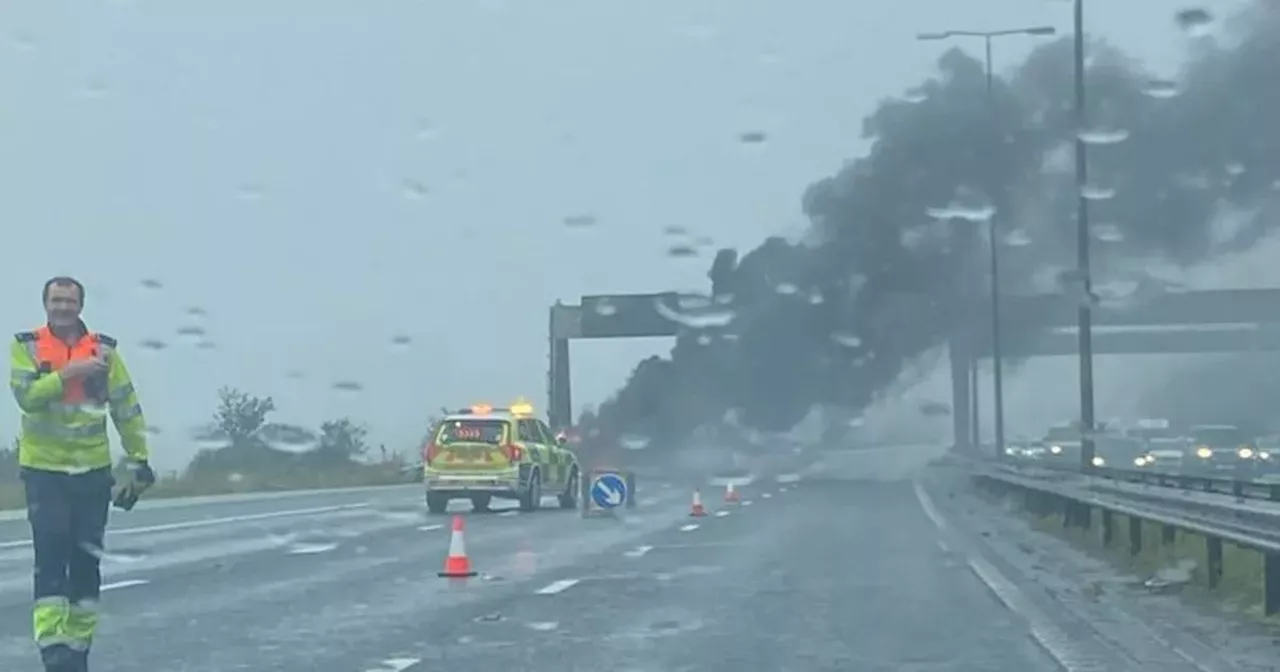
[555,435,567,446]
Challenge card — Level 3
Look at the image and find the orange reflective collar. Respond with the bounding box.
[32,325,102,404]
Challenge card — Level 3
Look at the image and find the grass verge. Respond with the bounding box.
[977,480,1270,619]
[0,463,419,512]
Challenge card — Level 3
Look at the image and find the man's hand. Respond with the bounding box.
[112,461,156,511]
[59,357,107,381]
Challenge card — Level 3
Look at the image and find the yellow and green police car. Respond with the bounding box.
[422,400,581,514]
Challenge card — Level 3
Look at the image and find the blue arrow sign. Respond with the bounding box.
[590,472,628,509]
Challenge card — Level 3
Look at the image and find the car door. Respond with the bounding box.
[527,419,560,489]
[517,419,548,484]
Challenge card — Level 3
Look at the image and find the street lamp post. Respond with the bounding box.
[1072,0,1098,485]
[916,26,1057,460]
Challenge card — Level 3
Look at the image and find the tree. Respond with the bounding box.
[211,386,276,449]
[314,417,369,463]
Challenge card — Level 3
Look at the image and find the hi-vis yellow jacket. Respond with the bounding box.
[9,327,150,473]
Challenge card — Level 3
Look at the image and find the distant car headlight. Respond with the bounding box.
[1004,447,1018,456]
[1049,445,1063,455]
[1134,455,1150,467]
[1091,456,1105,467]
[1196,447,1213,459]
[1261,451,1272,460]
[1239,447,1255,459]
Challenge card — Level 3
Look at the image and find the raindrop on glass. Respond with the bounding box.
[1077,128,1129,145]
[663,225,689,237]
[259,424,319,454]
[667,245,698,259]
[139,279,163,290]
[186,306,207,317]
[1080,184,1116,201]
[563,214,596,229]
[1004,229,1032,247]
[774,283,799,296]
[176,325,206,340]
[925,204,995,223]
[1094,224,1125,243]
[1174,8,1214,37]
[402,180,429,200]
[1142,79,1181,99]
[619,434,651,450]
[391,335,412,347]
[739,131,767,145]
[831,333,862,348]
[139,339,166,351]
[332,380,363,392]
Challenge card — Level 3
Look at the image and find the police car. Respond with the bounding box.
[422,400,581,514]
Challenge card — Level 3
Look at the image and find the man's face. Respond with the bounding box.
[44,283,83,328]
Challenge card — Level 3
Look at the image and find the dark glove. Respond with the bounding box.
[112,461,155,511]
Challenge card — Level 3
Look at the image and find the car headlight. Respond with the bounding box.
[1239,447,1255,459]
[1261,451,1272,461]
[1049,445,1063,455]
[1196,447,1213,459]
[1004,447,1017,456]
[1091,456,1105,467]
[1134,456,1149,467]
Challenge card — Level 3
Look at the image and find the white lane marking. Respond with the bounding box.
[714,510,730,518]
[741,500,753,506]
[679,524,700,532]
[0,503,372,551]
[101,579,149,591]
[536,578,580,595]
[497,510,519,517]
[624,545,654,558]
[761,493,772,499]
[417,524,443,532]
[362,658,420,672]
[912,480,1094,672]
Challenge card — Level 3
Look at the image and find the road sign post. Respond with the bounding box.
[582,468,635,518]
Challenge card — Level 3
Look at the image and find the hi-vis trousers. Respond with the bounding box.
[21,467,113,662]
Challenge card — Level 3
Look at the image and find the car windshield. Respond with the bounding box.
[436,419,507,445]
[1191,427,1247,446]
[1129,427,1181,440]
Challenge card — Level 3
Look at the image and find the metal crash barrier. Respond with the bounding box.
[580,466,637,518]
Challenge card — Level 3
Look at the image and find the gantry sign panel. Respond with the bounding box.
[547,293,681,430]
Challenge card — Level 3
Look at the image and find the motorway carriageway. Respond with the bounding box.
[0,447,1178,671]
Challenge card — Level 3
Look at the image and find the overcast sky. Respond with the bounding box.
[0,0,1250,470]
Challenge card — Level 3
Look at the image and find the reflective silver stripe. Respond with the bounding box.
[111,403,142,422]
[23,340,38,362]
[36,636,88,651]
[21,416,107,439]
[34,596,67,608]
[107,381,133,403]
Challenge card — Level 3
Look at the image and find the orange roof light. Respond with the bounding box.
[470,403,493,415]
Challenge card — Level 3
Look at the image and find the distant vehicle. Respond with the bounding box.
[1093,434,1146,469]
[1137,437,1187,471]
[1042,423,1084,465]
[1185,424,1259,477]
[422,399,580,514]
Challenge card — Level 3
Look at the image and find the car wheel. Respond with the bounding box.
[426,491,449,514]
[558,467,579,510]
[471,494,492,512]
[520,470,542,512]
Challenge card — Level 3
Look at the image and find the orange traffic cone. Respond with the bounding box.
[689,489,707,517]
[438,515,478,578]
[724,482,741,503]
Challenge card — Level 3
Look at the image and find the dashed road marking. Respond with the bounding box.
[362,657,420,672]
[624,545,654,558]
[101,579,149,591]
[497,510,519,517]
[0,503,373,550]
[761,493,772,499]
[535,578,579,595]
[679,524,700,532]
[714,510,730,518]
[417,524,443,532]
[741,500,753,506]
